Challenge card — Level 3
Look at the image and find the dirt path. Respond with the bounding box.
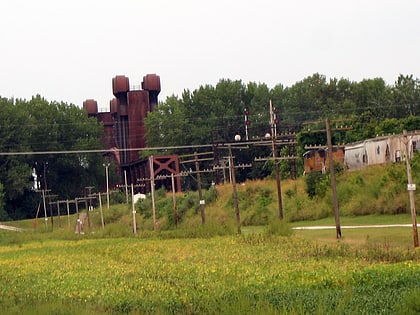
[0,224,24,232]
[293,224,419,230]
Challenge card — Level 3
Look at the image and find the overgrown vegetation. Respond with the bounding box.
[1,158,420,314]
[0,235,419,314]
[5,154,419,241]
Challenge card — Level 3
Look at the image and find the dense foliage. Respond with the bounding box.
[145,73,420,181]
[0,96,105,220]
[145,74,420,148]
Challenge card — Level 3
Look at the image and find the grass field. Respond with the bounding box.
[1,167,420,314]
[1,222,420,314]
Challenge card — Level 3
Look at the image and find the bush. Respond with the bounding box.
[156,219,237,239]
[265,219,293,237]
[305,172,328,198]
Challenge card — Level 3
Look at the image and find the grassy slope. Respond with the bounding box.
[2,162,418,248]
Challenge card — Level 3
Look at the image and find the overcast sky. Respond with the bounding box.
[1,0,419,110]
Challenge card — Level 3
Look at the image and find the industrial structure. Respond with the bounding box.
[83,74,181,192]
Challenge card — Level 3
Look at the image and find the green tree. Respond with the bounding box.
[353,78,392,118]
[0,95,105,219]
[392,74,420,117]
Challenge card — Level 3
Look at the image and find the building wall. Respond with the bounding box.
[344,133,420,171]
[127,90,149,162]
[304,147,345,174]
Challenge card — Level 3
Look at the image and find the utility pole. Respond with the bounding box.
[270,100,283,219]
[228,145,241,232]
[403,130,419,247]
[103,163,110,209]
[195,152,206,224]
[326,117,342,239]
[171,173,178,227]
[244,108,250,141]
[179,151,214,224]
[149,156,157,231]
[98,193,105,230]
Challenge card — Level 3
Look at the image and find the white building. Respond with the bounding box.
[344,132,420,170]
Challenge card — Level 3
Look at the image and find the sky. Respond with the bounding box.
[0,0,419,111]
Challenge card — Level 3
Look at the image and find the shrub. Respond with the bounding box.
[305,172,328,198]
[265,219,293,237]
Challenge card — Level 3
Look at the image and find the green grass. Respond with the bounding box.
[0,234,419,314]
[294,226,417,246]
[289,213,413,227]
[0,185,420,313]
[1,162,420,313]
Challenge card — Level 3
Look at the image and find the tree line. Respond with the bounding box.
[144,73,420,182]
[1,73,419,220]
[145,73,420,148]
[0,95,105,220]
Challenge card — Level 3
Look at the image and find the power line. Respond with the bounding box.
[0,139,288,156]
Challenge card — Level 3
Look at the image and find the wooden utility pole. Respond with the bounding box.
[326,117,342,239]
[403,130,419,247]
[149,156,157,230]
[195,152,206,224]
[103,163,110,209]
[270,100,284,219]
[171,173,178,227]
[228,145,241,232]
[98,193,105,230]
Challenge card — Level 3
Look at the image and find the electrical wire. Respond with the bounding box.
[0,140,273,156]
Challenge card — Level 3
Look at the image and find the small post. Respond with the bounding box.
[75,198,81,234]
[66,200,70,229]
[124,170,129,204]
[131,184,137,235]
[56,200,61,228]
[85,199,91,228]
[42,189,48,231]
